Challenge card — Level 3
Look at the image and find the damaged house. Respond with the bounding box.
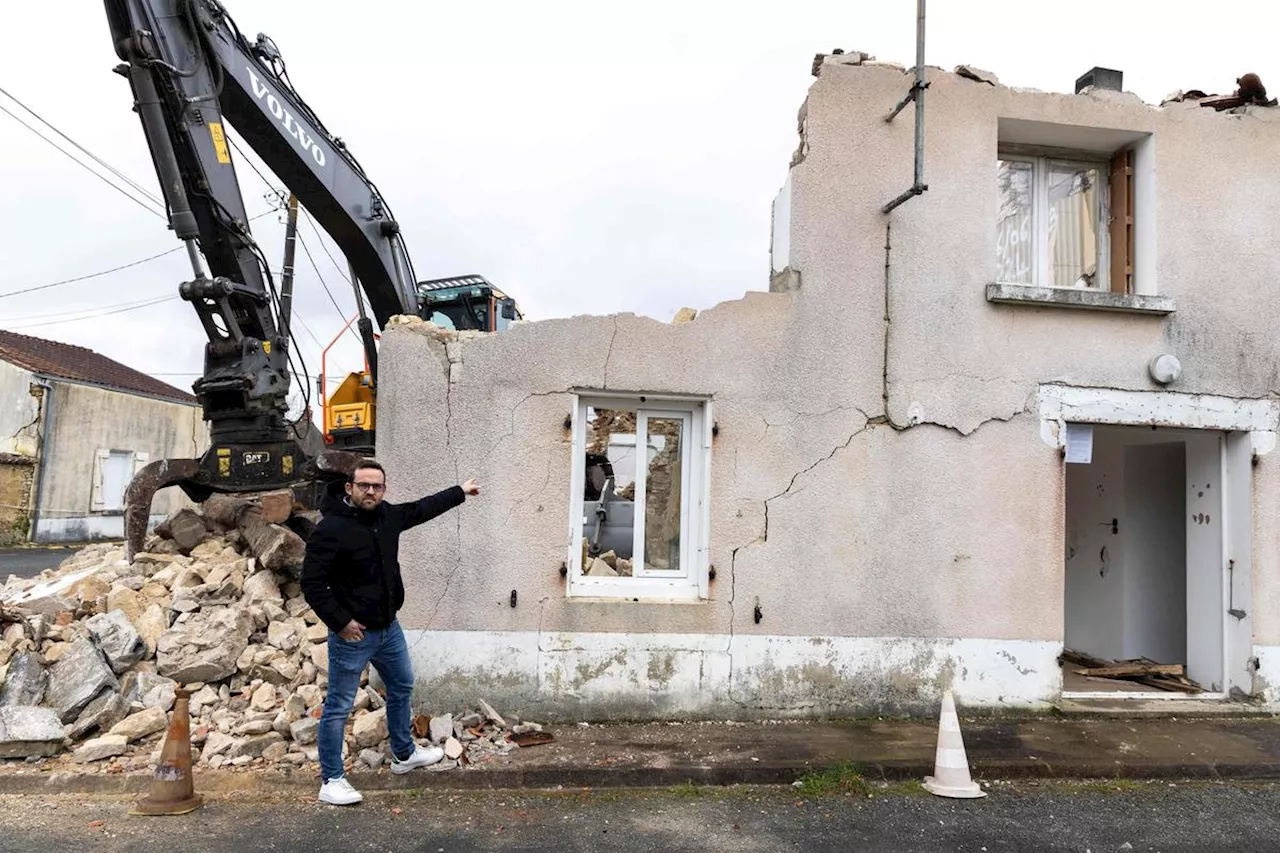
[0,331,207,544]
[374,57,1280,718]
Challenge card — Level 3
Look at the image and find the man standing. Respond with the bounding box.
[301,459,480,805]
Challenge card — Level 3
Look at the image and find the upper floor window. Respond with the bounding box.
[996,148,1134,295]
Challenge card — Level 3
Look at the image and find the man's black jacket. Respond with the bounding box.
[300,485,466,634]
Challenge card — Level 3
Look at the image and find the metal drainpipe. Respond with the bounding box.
[29,376,55,543]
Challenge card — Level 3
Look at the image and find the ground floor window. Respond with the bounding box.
[90,449,148,513]
[567,393,710,601]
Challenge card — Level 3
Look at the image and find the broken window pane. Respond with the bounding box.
[1046,163,1101,288]
[582,407,638,577]
[643,417,683,572]
[996,159,1033,284]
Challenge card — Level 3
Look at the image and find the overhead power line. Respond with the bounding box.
[0,84,165,209]
[2,295,178,330]
[0,100,165,220]
[0,209,280,300]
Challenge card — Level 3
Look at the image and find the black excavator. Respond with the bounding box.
[104,0,430,559]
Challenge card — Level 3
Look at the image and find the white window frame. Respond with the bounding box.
[90,448,150,513]
[566,392,712,602]
[996,150,1111,291]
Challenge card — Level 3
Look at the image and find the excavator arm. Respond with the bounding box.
[103,0,418,557]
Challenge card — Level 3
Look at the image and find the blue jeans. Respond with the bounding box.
[317,620,416,782]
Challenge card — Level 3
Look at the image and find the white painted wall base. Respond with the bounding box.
[394,630,1063,720]
[32,513,165,544]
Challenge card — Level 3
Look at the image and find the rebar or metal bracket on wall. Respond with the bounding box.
[882,0,928,214]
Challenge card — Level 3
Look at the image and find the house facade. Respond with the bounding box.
[0,331,208,544]
[377,56,1280,719]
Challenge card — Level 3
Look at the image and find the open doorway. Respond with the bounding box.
[1063,425,1225,698]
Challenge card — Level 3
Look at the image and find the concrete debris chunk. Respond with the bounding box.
[66,689,130,741]
[0,705,66,758]
[84,609,146,674]
[478,700,507,729]
[354,707,389,749]
[156,606,253,683]
[0,652,46,707]
[74,733,128,763]
[107,706,168,743]
[44,638,119,723]
[359,747,384,769]
[428,713,454,745]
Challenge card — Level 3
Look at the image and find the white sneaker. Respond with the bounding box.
[389,743,445,774]
[318,776,363,805]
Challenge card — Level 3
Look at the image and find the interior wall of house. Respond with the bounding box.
[1122,441,1186,663]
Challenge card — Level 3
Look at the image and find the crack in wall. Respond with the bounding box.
[488,390,571,458]
[506,449,555,522]
[602,316,620,389]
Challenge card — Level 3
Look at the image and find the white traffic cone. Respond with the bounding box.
[922,689,986,799]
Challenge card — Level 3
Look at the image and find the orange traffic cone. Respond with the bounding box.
[922,689,986,799]
[129,686,204,816]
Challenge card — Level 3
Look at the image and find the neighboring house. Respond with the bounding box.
[376,56,1280,719]
[0,330,208,544]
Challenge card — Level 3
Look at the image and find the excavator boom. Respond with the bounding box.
[103,0,419,557]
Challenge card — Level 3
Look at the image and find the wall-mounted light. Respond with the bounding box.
[1148,353,1182,385]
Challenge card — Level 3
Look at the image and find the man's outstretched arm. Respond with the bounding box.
[398,478,480,530]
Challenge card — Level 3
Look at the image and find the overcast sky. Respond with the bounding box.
[1,1,1275,420]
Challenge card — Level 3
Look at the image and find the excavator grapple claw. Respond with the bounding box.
[123,449,369,563]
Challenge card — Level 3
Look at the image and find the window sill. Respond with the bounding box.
[985,283,1175,316]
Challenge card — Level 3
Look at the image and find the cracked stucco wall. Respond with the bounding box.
[376,62,1280,718]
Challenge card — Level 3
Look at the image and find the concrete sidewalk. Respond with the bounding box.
[4,714,1280,795]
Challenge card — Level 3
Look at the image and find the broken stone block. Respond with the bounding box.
[106,586,144,624]
[671,307,697,324]
[84,610,146,674]
[266,621,299,652]
[234,718,274,736]
[164,509,209,554]
[67,689,130,741]
[366,686,385,711]
[290,716,319,745]
[250,682,277,712]
[309,642,329,674]
[134,604,168,659]
[242,570,282,606]
[585,558,617,577]
[70,575,110,605]
[359,748,383,769]
[122,671,177,713]
[478,700,507,729]
[955,64,998,85]
[444,737,463,760]
[262,740,289,762]
[428,713,453,744]
[353,708,388,749]
[304,622,328,643]
[0,705,65,758]
[156,606,253,683]
[256,490,295,525]
[107,707,168,743]
[74,733,128,763]
[43,638,119,723]
[229,731,283,759]
[200,731,236,762]
[0,652,46,707]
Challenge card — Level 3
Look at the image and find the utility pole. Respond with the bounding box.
[279,192,299,341]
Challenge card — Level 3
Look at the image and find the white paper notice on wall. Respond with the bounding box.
[1064,423,1094,464]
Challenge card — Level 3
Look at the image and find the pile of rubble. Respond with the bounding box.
[0,491,547,776]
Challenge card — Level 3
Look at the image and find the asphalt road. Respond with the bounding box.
[0,781,1276,852]
[0,547,74,580]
